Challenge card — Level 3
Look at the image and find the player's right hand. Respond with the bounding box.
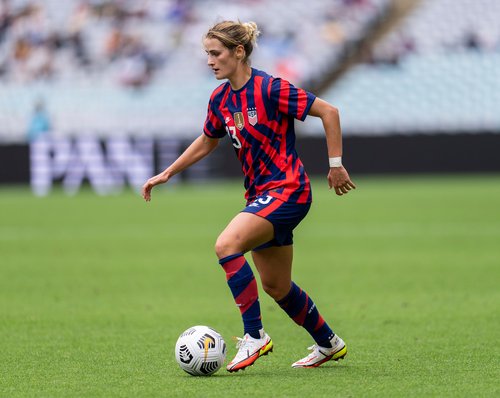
[141,173,169,202]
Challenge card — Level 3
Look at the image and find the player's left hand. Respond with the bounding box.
[328,166,356,196]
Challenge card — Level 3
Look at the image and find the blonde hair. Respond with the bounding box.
[205,20,260,63]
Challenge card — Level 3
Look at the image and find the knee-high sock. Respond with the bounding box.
[277,282,334,347]
[219,253,262,338]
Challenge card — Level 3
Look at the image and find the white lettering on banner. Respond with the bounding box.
[107,137,154,191]
[30,136,153,196]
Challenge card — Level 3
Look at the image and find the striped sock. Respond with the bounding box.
[219,253,262,338]
[277,282,334,348]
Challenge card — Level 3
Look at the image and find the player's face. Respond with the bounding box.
[204,38,240,80]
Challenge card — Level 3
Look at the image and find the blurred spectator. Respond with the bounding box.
[24,40,54,79]
[116,35,154,88]
[0,0,12,44]
[104,22,126,61]
[27,99,51,142]
[67,1,91,66]
[464,30,481,51]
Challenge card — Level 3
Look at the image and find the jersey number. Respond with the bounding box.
[257,195,273,205]
[226,126,242,149]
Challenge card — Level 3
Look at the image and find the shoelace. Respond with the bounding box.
[307,343,340,356]
[234,335,257,350]
[234,336,246,349]
[234,335,264,353]
[303,344,331,360]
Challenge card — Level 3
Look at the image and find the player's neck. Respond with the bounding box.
[228,65,252,91]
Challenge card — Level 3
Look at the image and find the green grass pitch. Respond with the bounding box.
[1,175,499,397]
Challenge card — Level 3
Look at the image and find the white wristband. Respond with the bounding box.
[329,157,342,168]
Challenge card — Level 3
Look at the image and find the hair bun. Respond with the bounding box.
[242,21,260,43]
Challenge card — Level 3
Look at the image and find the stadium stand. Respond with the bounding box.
[0,0,498,141]
[315,0,500,135]
[0,0,390,142]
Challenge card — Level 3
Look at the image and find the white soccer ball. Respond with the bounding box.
[175,325,227,376]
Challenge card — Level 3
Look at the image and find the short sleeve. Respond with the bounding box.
[269,78,316,121]
[203,98,226,139]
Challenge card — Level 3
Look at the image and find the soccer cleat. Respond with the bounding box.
[226,330,273,372]
[291,335,347,368]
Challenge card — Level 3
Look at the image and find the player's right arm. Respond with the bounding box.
[141,134,219,201]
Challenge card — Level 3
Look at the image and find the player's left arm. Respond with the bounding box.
[308,97,356,196]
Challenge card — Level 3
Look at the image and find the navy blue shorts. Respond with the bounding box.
[241,194,311,251]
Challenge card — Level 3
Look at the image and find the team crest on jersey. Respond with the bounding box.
[233,112,244,130]
[247,108,258,126]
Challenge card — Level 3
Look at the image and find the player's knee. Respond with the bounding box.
[214,235,240,259]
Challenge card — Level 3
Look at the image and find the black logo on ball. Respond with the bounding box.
[179,344,193,364]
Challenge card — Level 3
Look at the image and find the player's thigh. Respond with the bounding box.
[251,245,293,300]
[215,212,274,258]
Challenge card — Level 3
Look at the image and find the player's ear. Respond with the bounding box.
[234,45,245,60]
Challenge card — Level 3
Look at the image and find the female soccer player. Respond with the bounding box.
[142,20,356,372]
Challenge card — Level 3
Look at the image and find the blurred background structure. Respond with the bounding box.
[0,0,499,192]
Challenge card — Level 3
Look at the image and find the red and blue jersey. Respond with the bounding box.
[203,68,316,204]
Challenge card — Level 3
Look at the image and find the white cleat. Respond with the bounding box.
[292,335,347,368]
[226,330,273,372]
